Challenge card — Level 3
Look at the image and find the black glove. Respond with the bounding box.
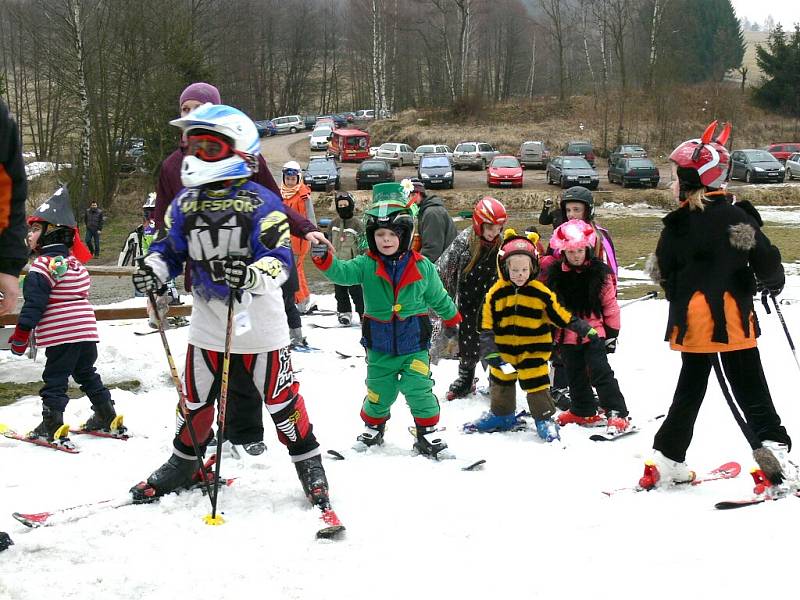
[543,197,553,208]
[569,317,598,339]
[484,353,505,368]
[133,263,161,294]
[224,259,258,290]
[605,337,618,354]
[443,326,458,340]
[311,242,329,260]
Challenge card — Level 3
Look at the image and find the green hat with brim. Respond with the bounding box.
[366,182,411,218]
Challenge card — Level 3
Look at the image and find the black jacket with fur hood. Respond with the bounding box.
[648,196,783,348]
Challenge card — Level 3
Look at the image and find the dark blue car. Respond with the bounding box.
[254,120,277,137]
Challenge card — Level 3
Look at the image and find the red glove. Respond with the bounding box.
[8,326,31,356]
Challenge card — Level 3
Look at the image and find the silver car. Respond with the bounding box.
[271,114,304,134]
[453,142,499,170]
[375,143,415,167]
[786,152,800,180]
[414,144,453,165]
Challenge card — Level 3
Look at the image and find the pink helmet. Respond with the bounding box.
[549,220,596,252]
[669,120,731,190]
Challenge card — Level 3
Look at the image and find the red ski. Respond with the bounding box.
[70,414,129,440]
[602,461,741,496]
[0,423,78,454]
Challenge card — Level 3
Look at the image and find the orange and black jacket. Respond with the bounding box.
[651,196,783,353]
[0,100,28,277]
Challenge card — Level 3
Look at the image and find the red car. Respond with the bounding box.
[766,143,800,164]
[487,155,523,188]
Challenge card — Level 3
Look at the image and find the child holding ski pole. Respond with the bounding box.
[463,229,600,442]
[310,182,462,458]
[131,104,335,514]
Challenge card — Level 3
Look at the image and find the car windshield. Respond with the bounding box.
[568,144,592,154]
[456,144,476,152]
[622,146,644,153]
[628,159,653,168]
[313,127,331,135]
[361,161,388,172]
[380,144,397,151]
[746,150,776,162]
[345,136,367,149]
[522,143,542,151]
[563,158,591,169]
[416,146,434,153]
[421,156,450,168]
[492,157,519,168]
[307,160,333,174]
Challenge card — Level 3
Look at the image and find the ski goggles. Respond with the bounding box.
[283,168,301,177]
[186,133,246,162]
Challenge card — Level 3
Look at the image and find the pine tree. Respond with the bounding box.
[752,25,800,118]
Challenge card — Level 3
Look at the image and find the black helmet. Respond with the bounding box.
[364,202,414,259]
[560,186,594,220]
[335,192,355,219]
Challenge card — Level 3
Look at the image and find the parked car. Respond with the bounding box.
[413,144,453,165]
[118,137,145,173]
[546,156,599,189]
[418,154,454,189]
[375,142,415,167]
[487,155,523,188]
[563,140,596,167]
[356,159,394,190]
[607,157,660,188]
[765,143,800,164]
[609,144,647,163]
[517,141,549,169]
[318,114,346,128]
[309,125,334,151]
[786,152,800,180]
[254,120,277,137]
[355,109,375,120]
[271,114,304,134]
[302,115,318,130]
[452,142,499,170]
[329,129,370,162]
[304,156,340,191]
[730,149,785,183]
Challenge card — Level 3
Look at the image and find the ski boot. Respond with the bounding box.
[242,441,267,456]
[295,454,330,508]
[556,410,604,427]
[413,425,451,459]
[534,418,561,442]
[639,450,695,490]
[337,312,352,326]
[295,298,317,315]
[605,411,631,436]
[462,411,522,434]
[83,400,121,432]
[755,440,799,492]
[353,422,385,451]
[28,406,66,442]
[551,387,571,411]
[446,362,476,401]
[131,454,198,501]
[289,327,308,349]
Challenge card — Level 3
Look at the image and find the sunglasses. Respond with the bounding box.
[186,133,247,162]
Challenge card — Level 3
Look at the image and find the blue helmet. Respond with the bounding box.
[170,103,260,187]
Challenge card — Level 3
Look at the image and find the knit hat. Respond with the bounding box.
[179,82,221,109]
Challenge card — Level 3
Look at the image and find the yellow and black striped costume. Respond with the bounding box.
[481,278,573,392]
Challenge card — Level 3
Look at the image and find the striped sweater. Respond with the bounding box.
[18,245,98,347]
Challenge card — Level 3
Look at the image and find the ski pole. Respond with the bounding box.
[620,290,658,308]
[761,291,800,374]
[137,258,214,507]
[205,289,236,526]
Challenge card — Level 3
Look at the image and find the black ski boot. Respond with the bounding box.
[295,454,330,508]
[83,400,118,431]
[413,425,450,459]
[29,406,65,441]
[242,441,267,456]
[446,361,476,400]
[354,422,385,449]
[130,454,198,501]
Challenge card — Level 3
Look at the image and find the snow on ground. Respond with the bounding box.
[2,288,800,600]
[24,162,71,180]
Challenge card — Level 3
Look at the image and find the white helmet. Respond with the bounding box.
[143,192,156,210]
[282,160,302,183]
[169,103,260,187]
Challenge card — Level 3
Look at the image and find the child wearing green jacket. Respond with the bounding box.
[311,182,462,458]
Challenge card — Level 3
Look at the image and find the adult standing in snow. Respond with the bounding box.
[0,99,29,316]
[83,201,104,258]
[642,121,794,491]
[408,178,457,263]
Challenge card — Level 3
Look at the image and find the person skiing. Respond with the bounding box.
[7,186,122,444]
[463,229,600,442]
[407,178,457,263]
[131,104,331,508]
[641,121,794,492]
[436,196,507,400]
[330,191,364,325]
[541,220,630,435]
[310,182,462,458]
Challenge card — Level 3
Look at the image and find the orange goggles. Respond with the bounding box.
[186,133,242,162]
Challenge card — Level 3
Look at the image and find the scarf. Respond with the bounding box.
[280,182,302,200]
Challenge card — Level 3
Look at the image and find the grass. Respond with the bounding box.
[0,379,142,407]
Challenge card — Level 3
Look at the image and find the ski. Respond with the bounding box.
[309,323,359,330]
[0,423,79,454]
[301,308,337,316]
[336,350,365,359]
[326,447,485,472]
[589,425,640,442]
[315,503,346,540]
[602,461,741,496]
[291,344,322,353]
[715,491,800,510]
[70,415,129,440]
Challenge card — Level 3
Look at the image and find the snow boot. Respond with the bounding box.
[290,327,308,349]
[413,425,450,459]
[83,400,118,431]
[337,312,352,326]
[136,454,198,499]
[242,441,267,456]
[605,411,631,436]
[639,450,695,489]
[354,422,385,450]
[446,362,476,400]
[758,440,798,490]
[556,410,604,427]
[0,532,12,553]
[28,406,65,441]
[535,418,561,442]
[551,387,571,411]
[295,454,330,508]
[463,411,521,434]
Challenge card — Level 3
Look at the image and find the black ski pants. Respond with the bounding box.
[334,283,364,317]
[560,341,627,418]
[653,348,791,462]
[41,342,111,412]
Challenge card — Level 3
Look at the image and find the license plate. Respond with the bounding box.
[366,174,378,178]
[640,177,651,182]
[500,181,512,186]
[430,179,442,183]
[579,178,590,183]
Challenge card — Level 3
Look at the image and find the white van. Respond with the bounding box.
[271,115,304,134]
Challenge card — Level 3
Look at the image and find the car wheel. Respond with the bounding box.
[560,177,567,189]
[745,170,752,183]
[480,160,486,170]
[290,127,298,134]
[621,178,628,188]
[449,181,454,189]
[778,177,785,184]
[788,168,794,180]
[334,178,341,190]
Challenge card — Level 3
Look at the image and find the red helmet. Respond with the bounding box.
[669,120,731,190]
[472,196,507,237]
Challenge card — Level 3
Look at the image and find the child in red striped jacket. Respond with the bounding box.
[7,187,121,442]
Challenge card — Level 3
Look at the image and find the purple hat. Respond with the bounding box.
[179,82,221,109]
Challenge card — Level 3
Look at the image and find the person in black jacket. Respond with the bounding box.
[0,100,28,316]
[409,179,457,263]
[538,197,564,230]
[83,201,104,257]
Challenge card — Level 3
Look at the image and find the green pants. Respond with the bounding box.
[362,349,440,425]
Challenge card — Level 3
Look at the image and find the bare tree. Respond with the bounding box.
[540,0,567,100]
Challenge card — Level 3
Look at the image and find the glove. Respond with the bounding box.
[443,326,458,340]
[605,337,618,354]
[132,263,161,294]
[311,243,329,260]
[543,197,553,208]
[484,353,505,368]
[570,317,597,339]
[224,259,258,290]
[8,326,30,356]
